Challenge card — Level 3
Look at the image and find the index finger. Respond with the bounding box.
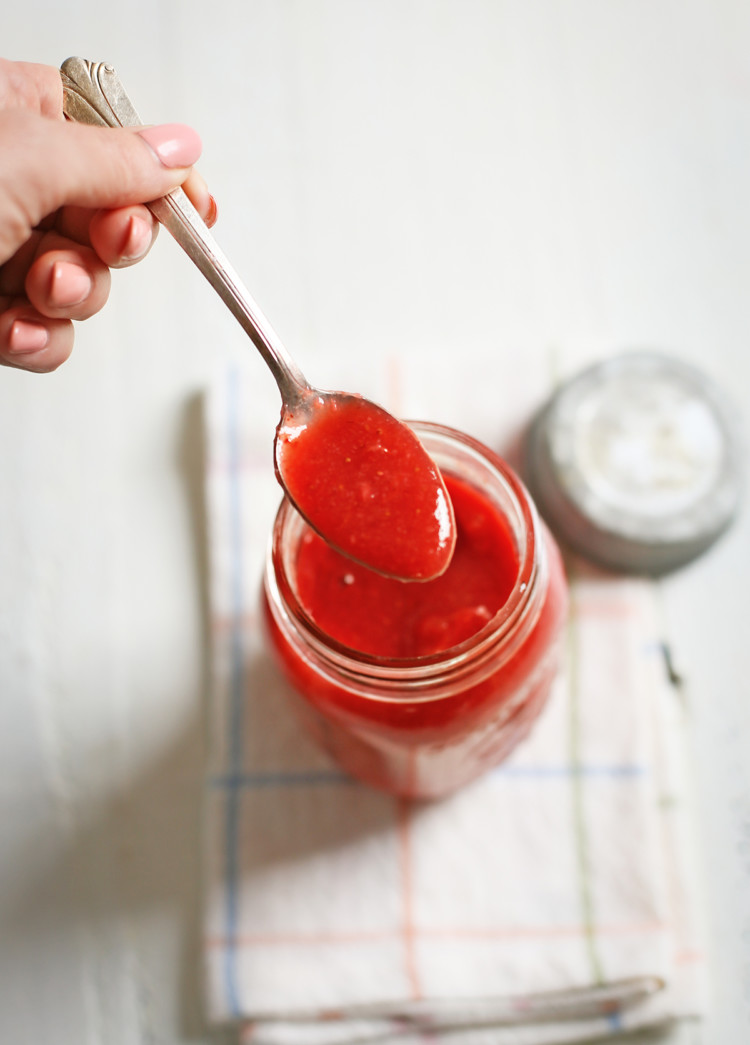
[0,58,63,118]
[52,166,217,249]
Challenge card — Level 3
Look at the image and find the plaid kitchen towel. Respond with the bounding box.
[202,364,706,1044]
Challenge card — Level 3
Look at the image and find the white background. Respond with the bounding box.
[1,3,748,1043]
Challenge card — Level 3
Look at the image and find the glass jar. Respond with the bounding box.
[262,422,568,800]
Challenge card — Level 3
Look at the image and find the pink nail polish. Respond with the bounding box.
[8,319,48,354]
[138,124,203,169]
[48,261,93,308]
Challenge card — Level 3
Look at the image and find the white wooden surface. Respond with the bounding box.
[1,3,748,1042]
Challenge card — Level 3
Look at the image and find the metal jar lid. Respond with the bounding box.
[524,351,744,574]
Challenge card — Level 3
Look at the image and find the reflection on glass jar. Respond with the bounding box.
[262,422,569,800]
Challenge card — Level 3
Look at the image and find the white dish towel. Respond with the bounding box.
[202,365,705,1045]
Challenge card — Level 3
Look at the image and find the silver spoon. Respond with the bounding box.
[60,58,455,581]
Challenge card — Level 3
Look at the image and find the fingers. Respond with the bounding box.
[0,58,63,119]
[9,230,109,321]
[182,168,218,227]
[25,248,111,321]
[88,205,157,268]
[0,111,202,264]
[0,239,109,372]
[0,300,73,373]
[55,166,217,271]
[85,171,217,270]
[0,228,110,372]
[0,82,218,372]
[0,170,219,371]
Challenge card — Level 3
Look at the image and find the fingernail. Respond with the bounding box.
[182,167,216,225]
[138,123,202,168]
[8,319,48,354]
[121,214,153,261]
[48,261,93,308]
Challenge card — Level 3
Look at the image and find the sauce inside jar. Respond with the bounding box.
[295,473,518,657]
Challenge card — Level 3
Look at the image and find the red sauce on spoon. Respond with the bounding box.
[275,394,456,581]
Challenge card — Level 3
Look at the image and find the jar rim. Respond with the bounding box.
[266,420,542,682]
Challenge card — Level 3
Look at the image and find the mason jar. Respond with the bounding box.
[262,421,568,800]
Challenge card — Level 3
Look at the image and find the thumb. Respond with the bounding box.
[0,111,202,260]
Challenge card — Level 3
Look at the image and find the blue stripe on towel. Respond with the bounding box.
[608,1009,623,1031]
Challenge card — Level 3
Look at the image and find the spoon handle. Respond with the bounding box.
[59,57,308,403]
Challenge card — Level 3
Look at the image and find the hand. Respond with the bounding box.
[0,58,216,373]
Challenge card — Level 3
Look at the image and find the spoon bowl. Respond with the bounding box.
[274,388,455,581]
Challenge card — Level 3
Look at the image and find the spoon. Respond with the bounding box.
[60,58,456,581]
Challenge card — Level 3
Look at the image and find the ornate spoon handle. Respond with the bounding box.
[59,57,307,402]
